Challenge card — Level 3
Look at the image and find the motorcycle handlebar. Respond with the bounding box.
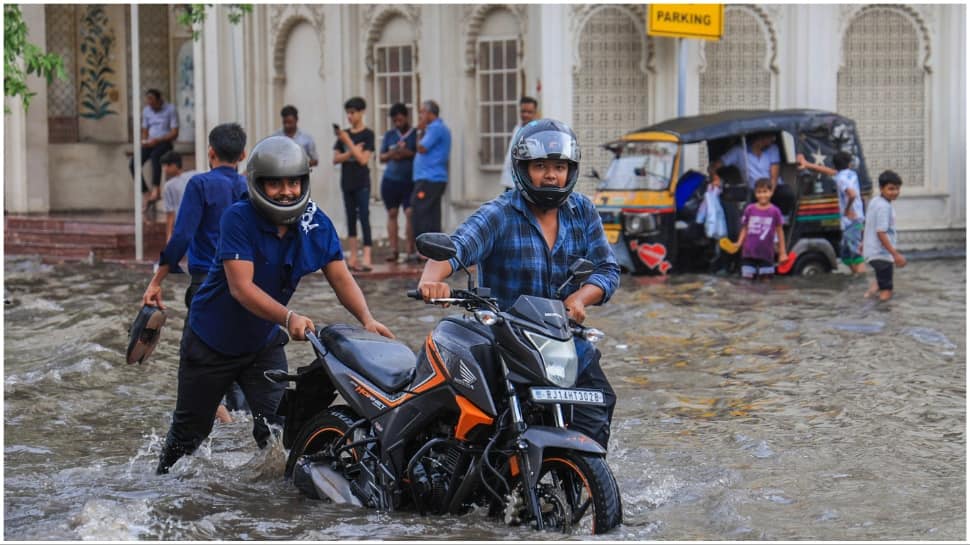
[406,289,423,300]
[305,328,328,357]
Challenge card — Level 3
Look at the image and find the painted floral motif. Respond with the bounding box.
[78,5,117,119]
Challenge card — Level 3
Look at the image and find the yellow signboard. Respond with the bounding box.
[647,4,723,40]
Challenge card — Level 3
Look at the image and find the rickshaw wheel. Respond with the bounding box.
[792,254,831,276]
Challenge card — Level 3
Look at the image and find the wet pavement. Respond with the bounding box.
[3,255,965,540]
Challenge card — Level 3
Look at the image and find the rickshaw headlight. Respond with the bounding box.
[624,212,657,235]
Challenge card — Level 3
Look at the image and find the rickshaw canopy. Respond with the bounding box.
[606,109,860,150]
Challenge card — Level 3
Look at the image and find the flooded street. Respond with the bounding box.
[4,256,965,540]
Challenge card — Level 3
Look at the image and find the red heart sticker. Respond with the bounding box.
[637,243,667,269]
[659,261,671,274]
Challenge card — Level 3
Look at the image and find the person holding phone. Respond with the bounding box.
[332,97,376,273]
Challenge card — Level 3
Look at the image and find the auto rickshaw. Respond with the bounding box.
[591,109,872,276]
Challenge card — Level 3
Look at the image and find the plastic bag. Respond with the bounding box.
[697,186,727,239]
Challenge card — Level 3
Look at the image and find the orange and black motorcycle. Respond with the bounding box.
[269,234,622,535]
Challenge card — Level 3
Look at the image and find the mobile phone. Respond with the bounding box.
[332,123,340,134]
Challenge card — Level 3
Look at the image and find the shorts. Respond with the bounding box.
[869,260,893,291]
[741,258,775,279]
[381,177,414,210]
[840,220,865,265]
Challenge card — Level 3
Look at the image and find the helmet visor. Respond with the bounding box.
[513,131,580,163]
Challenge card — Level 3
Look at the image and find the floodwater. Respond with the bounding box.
[4,256,965,540]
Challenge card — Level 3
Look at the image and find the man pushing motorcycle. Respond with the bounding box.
[418,119,620,449]
[156,136,393,475]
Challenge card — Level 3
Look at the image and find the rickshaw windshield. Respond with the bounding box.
[599,141,678,190]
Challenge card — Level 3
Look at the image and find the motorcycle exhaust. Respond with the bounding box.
[293,457,363,507]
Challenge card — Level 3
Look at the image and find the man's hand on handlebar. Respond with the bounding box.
[417,281,451,304]
[288,313,315,341]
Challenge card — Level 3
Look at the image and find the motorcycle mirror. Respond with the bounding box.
[554,258,595,299]
[568,258,595,282]
[415,233,456,261]
[415,232,475,290]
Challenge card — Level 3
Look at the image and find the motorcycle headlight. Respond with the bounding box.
[524,331,578,388]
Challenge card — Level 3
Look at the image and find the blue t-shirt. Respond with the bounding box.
[380,127,418,183]
[413,118,451,183]
[189,199,344,355]
[158,166,248,274]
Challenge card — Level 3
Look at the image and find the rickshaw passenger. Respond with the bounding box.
[708,132,795,217]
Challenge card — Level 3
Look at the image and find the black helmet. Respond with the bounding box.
[246,136,311,224]
[510,119,582,210]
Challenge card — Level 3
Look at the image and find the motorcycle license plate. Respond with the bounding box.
[530,387,605,406]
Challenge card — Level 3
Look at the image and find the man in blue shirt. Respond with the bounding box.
[411,100,451,245]
[130,89,179,214]
[142,123,248,314]
[379,103,418,263]
[156,136,393,475]
[709,132,795,215]
[417,119,620,449]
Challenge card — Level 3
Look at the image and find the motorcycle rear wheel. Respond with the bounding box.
[284,406,357,480]
[535,449,622,535]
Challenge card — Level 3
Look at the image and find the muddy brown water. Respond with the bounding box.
[4,256,965,540]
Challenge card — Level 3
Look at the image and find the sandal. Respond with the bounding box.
[385,252,399,263]
[349,264,373,273]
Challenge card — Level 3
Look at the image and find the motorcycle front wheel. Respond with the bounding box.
[534,449,623,535]
[284,406,357,479]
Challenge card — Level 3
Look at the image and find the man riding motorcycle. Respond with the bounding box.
[417,118,620,448]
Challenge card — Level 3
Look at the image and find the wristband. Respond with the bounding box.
[284,309,294,330]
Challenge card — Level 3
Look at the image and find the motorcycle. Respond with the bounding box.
[268,233,623,534]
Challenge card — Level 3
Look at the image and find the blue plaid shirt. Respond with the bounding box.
[448,190,620,311]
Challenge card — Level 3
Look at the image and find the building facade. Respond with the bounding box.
[5,4,965,249]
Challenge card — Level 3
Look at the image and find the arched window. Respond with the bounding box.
[699,6,774,113]
[572,6,650,195]
[697,6,775,168]
[476,8,521,169]
[838,7,927,187]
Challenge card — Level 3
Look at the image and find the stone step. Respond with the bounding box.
[5,216,165,235]
[6,229,134,246]
[4,215,167,262]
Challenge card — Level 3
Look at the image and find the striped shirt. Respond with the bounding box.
[448,190,620,311]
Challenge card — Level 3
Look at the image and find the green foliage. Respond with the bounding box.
[78,5,117,119]
[4,5,67,112]
[177,4,253,40]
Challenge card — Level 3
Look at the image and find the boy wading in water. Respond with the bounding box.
[863,170,906,301]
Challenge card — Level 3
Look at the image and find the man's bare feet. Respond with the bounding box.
[863,282,878,299]
[215,404,233,423]
[878,290,893,302]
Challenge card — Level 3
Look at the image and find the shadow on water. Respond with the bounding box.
[4,256,965,540]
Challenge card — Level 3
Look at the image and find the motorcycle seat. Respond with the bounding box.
[318,324,416,392]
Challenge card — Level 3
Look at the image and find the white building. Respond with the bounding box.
[5,4,965,249]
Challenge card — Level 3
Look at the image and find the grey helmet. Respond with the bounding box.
[246,135,311,224]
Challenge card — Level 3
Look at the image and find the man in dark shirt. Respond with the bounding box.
[155,136,393,475]
[142,123,247,313]
[378,103,418,263]
[333,97,376,272]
